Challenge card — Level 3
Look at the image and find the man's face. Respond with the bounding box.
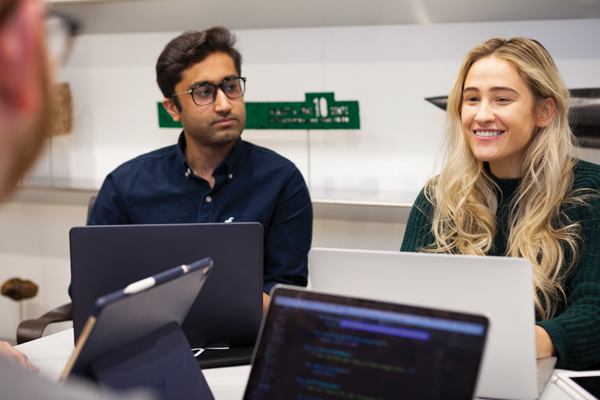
[165,52,246,149]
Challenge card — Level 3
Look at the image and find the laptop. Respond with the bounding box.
[308,248,555,400]
[62,258,214,400]
[70,223,263,367]
[243,286,489,400]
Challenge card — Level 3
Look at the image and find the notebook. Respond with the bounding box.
[243,286,489,400]
[308,248,555,400]
[62,258,214,400]
[70,223,263,367]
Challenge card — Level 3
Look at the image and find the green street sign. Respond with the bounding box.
[157,92,360,130]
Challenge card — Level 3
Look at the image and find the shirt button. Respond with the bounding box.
[229,173,233,180]
[205,196,212,203]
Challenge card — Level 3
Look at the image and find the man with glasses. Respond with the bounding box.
[89,27,313,312]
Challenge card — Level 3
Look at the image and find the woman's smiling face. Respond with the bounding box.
[461,56,545,179]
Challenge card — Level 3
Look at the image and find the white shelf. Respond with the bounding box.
[2,186,414,223]
[312,202,411,224]
[4,186,98,206]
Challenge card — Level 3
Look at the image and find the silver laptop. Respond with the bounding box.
[308,248,556,400]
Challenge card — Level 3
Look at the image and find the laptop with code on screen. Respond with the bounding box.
[243,286,489,400]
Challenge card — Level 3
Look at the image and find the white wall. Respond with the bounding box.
[28,19,600,200]
[0,198,404,343]
[0,201,86,342]
[3,18,600,342]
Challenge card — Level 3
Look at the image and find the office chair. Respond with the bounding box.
[16,195,97,344]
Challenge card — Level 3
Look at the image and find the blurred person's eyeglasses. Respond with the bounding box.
[45,11,79,67]
[172,77,246,106]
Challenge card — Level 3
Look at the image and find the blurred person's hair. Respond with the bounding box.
[0,0,20,23]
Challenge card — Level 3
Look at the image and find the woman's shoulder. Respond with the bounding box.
[573,159,600,191]
[412,180,437,210]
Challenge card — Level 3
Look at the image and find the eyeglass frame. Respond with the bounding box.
[47,10,79,37]
[171,77,247,106]
[45,10,80,67]
[0,3,79,32]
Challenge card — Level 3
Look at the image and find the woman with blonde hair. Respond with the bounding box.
[401,37,600,370]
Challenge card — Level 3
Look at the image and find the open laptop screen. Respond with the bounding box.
[244,287,489,400]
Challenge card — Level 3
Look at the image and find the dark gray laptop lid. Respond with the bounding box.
[70,223,263,349]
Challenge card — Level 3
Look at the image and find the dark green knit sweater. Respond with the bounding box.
[401,159,600,370]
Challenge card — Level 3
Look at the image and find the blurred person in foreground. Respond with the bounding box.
[0,0,154,398]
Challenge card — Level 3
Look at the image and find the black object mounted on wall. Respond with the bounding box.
[425,88,600,149]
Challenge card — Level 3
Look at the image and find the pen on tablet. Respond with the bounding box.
[123,263,212,295]
[552,376,588,400]
[123,277,156,294]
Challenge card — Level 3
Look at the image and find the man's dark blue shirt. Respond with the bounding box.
[89,133,313,292]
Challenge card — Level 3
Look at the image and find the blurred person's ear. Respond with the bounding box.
[0,0,46,117]
[0,0,50,199]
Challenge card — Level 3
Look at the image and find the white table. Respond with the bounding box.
[15,329,579,400]
[15,329,251,400]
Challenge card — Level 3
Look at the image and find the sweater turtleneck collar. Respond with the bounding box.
[491,174,521,195]
[484,163,521,201]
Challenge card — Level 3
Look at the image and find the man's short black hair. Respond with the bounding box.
[156,26,242,110]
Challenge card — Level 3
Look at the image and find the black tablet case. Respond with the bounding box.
[67,258,214,400]
[92,323,213,400]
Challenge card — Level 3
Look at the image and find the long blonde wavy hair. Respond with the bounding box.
[424,37,581,320]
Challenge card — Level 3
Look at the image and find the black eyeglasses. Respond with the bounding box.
[172,77,246,106]
[45,11,80,67]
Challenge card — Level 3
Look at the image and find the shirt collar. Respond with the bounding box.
[217,136,247,175]
[176,131,190,171]
[176,131,247,176]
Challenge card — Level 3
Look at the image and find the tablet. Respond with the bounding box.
[62,258,214,400]
[554,372,600,400]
